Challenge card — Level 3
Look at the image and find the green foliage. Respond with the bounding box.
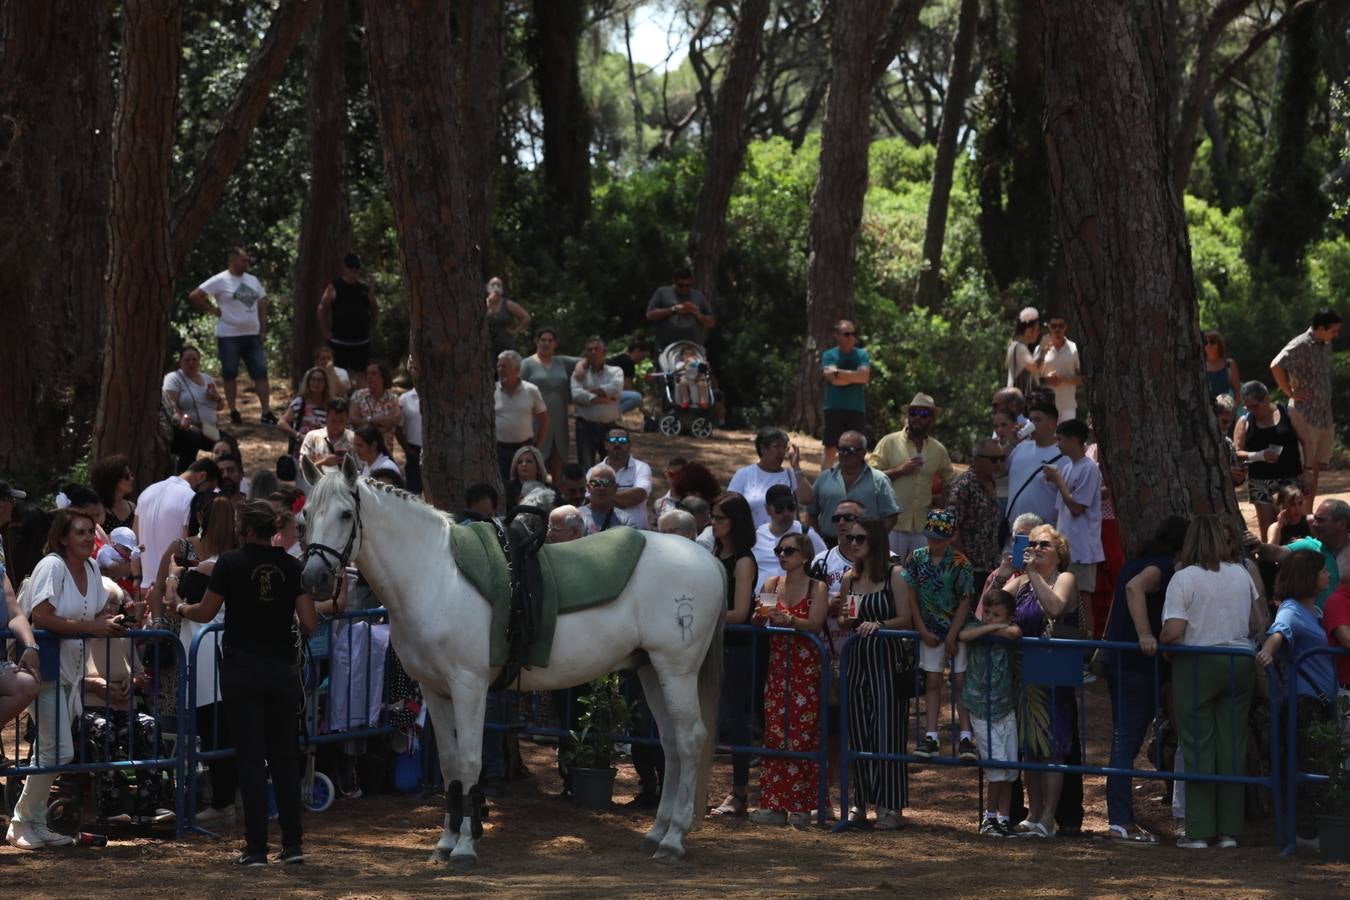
[558,673,635,773]
[1306,693,1350,815]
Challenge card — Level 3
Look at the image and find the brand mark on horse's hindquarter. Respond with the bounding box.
[674,595,695,642]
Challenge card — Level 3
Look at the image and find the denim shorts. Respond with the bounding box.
[217,334,268,380]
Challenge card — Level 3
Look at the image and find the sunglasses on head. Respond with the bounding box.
[831,512,861,524]
[773,545,801,557]
[842,533,868,546]
[606,435,629,445]
[837,445,864,455]
[587,478,615,488]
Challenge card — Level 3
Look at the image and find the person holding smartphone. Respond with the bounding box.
[299,397,354,473]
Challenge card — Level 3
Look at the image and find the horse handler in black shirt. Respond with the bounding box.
[176,500,318,866]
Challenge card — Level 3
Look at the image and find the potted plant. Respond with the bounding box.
[559,673,634,810]
[1309,693,1350,861]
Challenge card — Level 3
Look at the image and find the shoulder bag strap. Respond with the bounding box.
[1003,453,1064,526]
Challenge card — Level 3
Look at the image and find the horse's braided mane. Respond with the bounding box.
[312,470,458,525]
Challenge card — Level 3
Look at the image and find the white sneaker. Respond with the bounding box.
[31,823,74,847]
[196,804,235,823]
[6,821,45,851]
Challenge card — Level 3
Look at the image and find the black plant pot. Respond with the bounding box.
[1317,813,1350,862]
[570,767,618,811]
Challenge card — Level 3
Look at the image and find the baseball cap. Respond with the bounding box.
[108,526,138,550]
[0,481,27,502]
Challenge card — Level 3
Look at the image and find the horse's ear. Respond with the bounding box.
[340,452,359,485]
[298,456,320,495]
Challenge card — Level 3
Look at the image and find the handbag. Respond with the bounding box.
[998,452,1064,547]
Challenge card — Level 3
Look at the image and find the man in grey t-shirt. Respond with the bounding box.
[645,266,715,351]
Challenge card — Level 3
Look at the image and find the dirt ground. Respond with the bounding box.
[34,383,1332,895]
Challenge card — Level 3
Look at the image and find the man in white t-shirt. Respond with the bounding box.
[1042,418,1103,635]
[494,350,549,482]
[602,425,652,529]
[1035,313,1083,420]
[1004,399,1066,538]
[188,247,274,426]
[133,458,221,600]
[752,485,827,589]
[397,356,423,495]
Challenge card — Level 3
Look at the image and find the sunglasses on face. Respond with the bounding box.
[837,446,864,455]
[1028,540,1055,549]
[908,408,933,419]
[587,478,615,488]
[977,454,1006,462]
[831,512,861,524]
[769,502,796,513]
[606,436,629,445]
[773,546,801,557]
[842,533,868,546]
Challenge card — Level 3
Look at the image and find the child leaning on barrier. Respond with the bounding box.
[960,589,1023,837]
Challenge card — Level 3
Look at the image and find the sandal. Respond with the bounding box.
[874,809,906,831]
[1107,823,1158,844]
[709,794,747,817]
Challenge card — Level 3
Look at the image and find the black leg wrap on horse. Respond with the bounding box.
[468,784,486,840]
[447,780,464,833]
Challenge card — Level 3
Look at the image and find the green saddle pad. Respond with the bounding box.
[450,523,646,669]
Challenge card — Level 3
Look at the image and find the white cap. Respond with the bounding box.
[108,526,138,550]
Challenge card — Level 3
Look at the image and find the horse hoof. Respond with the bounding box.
[652,844,685,861]
[640,837,660,855]
[430,847,452,863]
[448,854,478,871]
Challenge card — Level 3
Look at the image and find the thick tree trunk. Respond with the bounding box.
[365,0,501,509]
[915,0,979,308]
[528,0,590,256]
[170,0,317,270]
[93,0,182,485]
[790,0,922,433]
[688,0,771,302]
[0,2,112,478]
[292,0,352,388]
[1041,0,1238,555]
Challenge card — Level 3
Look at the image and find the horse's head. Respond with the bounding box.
[299,454,363,600]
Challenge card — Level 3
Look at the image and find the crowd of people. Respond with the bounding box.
[1,243,1347,862]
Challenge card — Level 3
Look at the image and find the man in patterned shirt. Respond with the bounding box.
[949,438,1005,590]
[1271,308,1341,510]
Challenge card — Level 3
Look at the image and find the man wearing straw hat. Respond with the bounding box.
[871,393,956,563]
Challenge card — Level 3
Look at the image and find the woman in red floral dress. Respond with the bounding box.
[751,531,828,826]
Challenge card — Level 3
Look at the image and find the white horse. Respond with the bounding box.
[297,456,724,867]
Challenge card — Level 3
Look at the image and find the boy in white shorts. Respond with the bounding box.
[902,509,977,760]
[960,589,1023,836]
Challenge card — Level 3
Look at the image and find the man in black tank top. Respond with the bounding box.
[318,254,378,379]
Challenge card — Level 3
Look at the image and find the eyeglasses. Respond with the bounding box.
[769,502,796,513]
[831,512,861,524]
[841,534,868,546]
[837,446,864,455]
[773,546,801,557]
[908,408,933,418]
[1028,540,1055,549]
[606,436,629,445]
[587,478,615,488]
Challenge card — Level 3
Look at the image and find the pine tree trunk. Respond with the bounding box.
[790,0,914,433]
[365,0,501,510]
[688,0,770,302]
[1042,0,1239,555]
[292,0,351,388]
[529,0,590,256]
[0,2,112,478]
[93,0,182,485]
[915,0,979,308]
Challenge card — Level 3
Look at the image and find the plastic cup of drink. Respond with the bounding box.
[1266,444,1283,460]
[757,592,778,617]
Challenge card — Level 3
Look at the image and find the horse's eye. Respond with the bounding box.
[340,510,353,520]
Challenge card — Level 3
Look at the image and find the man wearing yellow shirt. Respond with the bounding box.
[872,393,956,561]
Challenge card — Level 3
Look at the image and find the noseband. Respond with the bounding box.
[303,483,363,589]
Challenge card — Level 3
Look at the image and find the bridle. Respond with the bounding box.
[302,481,363,593]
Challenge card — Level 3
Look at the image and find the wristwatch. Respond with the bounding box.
[20,644,39,656]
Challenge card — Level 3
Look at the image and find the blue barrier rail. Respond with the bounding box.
[1278,644,1349,856]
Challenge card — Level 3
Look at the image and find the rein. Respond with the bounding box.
[304,480,364,585]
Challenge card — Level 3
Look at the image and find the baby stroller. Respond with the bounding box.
[645,340,715,438]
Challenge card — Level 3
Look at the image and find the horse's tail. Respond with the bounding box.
[691,613,723,831]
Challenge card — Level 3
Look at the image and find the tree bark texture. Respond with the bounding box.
[790,0,919,434]
[1041,0,1239,555]
[292,0,351,387]
[528,0,590,256]
[915,0,979,308]
[688,0,770,302]
[0,1,112,478]
[365,0,500,510]
[93,0,182,485]
[170,0,317,270]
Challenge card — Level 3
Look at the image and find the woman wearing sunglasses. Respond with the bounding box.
[836,518,912,830]
[708,492,758,818]
[750,532,827,826]
[996,524,1078,838]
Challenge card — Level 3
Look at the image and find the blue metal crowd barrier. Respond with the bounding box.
[0,627,188,837]
[182,607,394,833]
[1277,644,1350,856]
[834,630,1286,842]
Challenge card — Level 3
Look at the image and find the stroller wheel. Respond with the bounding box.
[689,417,714,439]
[658,414,682,436]
[304,771,335,813]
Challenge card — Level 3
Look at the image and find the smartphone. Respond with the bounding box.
[1012,533,1030,569]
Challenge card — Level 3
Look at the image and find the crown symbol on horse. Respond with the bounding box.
[298,454,725,867]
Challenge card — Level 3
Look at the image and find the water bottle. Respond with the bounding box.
[77,832,108,847]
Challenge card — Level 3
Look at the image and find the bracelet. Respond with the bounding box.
[20,644,39,655]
